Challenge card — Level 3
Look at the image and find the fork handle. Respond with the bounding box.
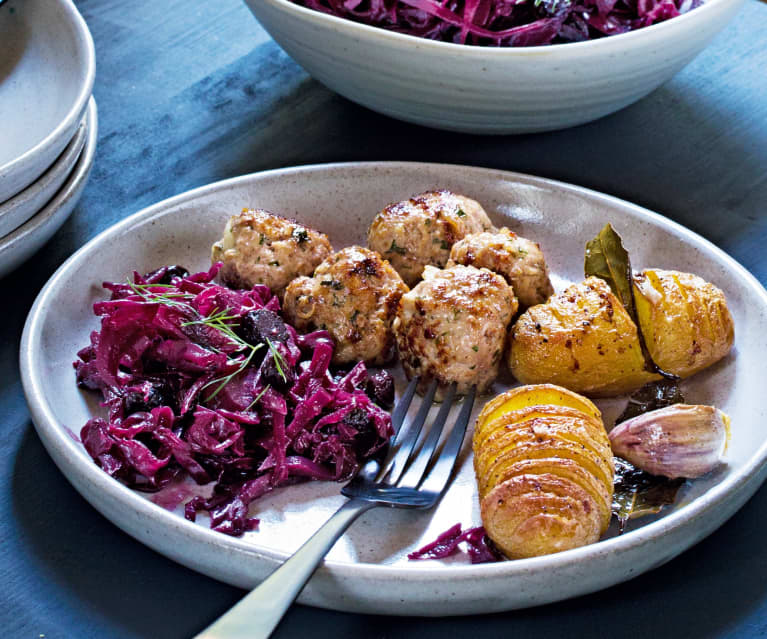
[195,498,377,639]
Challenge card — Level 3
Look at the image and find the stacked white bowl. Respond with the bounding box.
[0,0,97,278]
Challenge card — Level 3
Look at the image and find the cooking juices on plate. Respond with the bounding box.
[74,189,734,560]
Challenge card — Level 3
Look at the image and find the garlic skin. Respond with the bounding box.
[609,404,729,479]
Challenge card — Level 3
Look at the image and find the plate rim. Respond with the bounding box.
[0,0,96,200]
[19,161,767,586]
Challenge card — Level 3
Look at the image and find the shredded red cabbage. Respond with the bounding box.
[75,264,394,536]
[293,0,701,46]
[408,523,501,563]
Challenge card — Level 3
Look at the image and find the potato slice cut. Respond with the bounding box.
[473,384,614,558]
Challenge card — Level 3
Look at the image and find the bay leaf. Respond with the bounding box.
[584,223,679,381]
[618,379,685,423]
[584,223,636,318]
[612,457,684,534]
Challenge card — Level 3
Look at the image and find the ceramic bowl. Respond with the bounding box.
[243,0,744,134]
[0,98,98,280]
[0,0,95,203]
[20,162,767,615]
[0,112,88,239]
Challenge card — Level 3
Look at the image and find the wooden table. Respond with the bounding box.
[3,0,767,636]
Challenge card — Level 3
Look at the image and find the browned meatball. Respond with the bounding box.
[447,228,554,308]
[394,265,518,396]
[283,246,408,365]
[367,190,493,287]
[211,208,331,296]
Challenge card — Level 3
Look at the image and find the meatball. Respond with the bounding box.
[447,228,554,308]
[211,208,331,296]
[283,246,408,365]
[394,265,518,396]
[367,190,493,287]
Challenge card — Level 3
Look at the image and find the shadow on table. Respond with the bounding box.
[202,55,763,258]
[10,418,767,639]
[75,37,764,286]
[10,425,242,638]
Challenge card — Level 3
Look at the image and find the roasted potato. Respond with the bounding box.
[508,270,734,397]
[473,384,614,559]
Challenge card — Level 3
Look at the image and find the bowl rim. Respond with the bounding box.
[19,161,767,587]
[0,0,96,186]
[0,107,88,238]
[0,98,97,258]
[254,0,741,55]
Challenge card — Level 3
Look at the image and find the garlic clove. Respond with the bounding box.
[609,404,729,479]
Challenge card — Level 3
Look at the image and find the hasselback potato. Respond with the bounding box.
[473,384,614,559]
[508,270,734,397]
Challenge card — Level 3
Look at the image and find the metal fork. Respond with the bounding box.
[195,378,476,639]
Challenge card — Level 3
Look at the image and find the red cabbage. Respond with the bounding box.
[293,0,701,46]
[76,264,394,536]
[408,523,501,563]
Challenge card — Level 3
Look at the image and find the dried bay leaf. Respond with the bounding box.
[584,223,679,382]
[612,458,685,534]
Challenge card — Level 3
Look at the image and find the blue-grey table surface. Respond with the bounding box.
[3,0,767,637]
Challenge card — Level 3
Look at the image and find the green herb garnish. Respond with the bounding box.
[266,337,288,383]
[202,345,263,402]
[245,384,271,411]
[388,239,407,255]
[584,224,679,381]
[292,227,310,244]
[584,223,636,319]
[128,282,196,311]
[127,278,272,404]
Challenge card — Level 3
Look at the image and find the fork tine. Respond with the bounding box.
[397,382,457,488]
[380,378,438,484]
[417,385,476,496]
[390,376,419,436]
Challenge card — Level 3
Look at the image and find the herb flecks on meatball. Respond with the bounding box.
[448,227,554,308]
[394,264,518,397]
[283,246,408,366]
[211,208,331,296]
[367,190,493,287]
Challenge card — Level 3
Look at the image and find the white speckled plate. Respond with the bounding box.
[0,0,95,203]
[20,163,767,615]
